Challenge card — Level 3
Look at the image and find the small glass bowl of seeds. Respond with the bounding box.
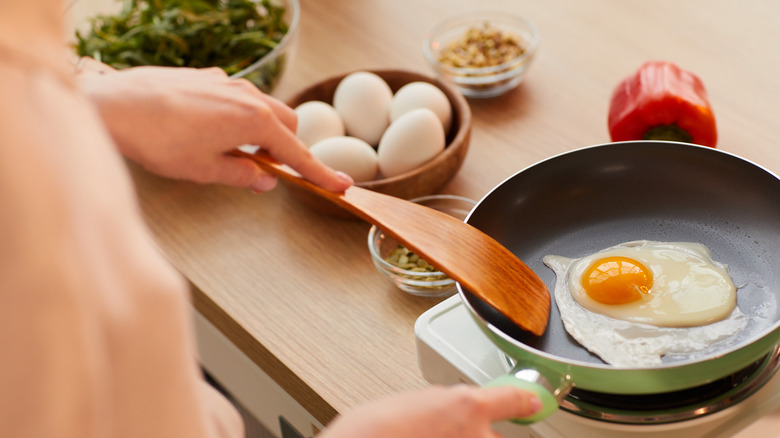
[367,195,476,297]
[423,12,539,98]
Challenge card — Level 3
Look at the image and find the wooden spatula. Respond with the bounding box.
[236,150,550,336]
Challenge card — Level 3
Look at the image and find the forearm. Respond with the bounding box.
[2,40,244,438]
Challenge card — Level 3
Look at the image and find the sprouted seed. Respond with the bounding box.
[385,246,438,272]
[386,246,436,272]
[384,245,451,289]
[438,22,525,68]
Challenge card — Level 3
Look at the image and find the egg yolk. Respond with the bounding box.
[581,256,653,305]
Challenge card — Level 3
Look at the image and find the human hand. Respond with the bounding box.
[318,384,542,438]
[76,61,352,193]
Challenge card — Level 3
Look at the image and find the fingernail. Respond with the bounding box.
[250,174,278,193]
[529,395,543,415]
[335,171,353,185]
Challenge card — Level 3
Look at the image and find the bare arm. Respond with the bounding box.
[0,58,243,438]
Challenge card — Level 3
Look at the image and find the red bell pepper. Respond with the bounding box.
[608,61,717,147]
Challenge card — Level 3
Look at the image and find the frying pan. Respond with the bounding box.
[458,141,780,421]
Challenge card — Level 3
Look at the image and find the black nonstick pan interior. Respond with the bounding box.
[463,141,780,366]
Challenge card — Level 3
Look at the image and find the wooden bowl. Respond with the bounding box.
[283,69,472,219]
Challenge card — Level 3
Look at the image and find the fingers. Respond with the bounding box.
[247,110,353,192]
[213,73,351,192]
[212,155,279,193]
[218,139,350,193]
[139,66,351,192]
[270,139,353,192]
[249,173,278,193]
[257,92,299,132]
[211,154,263,187]
[471,386,543,421]
[225,76,299,132]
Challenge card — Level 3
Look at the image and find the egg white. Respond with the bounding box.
[544,241,747,368]
[567,241,737,326]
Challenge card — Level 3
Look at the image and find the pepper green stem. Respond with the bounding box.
[643,125,693,143]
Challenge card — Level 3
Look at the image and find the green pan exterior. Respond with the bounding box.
[470,311,780,395]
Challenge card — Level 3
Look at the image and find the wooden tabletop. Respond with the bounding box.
[128,0,780,427]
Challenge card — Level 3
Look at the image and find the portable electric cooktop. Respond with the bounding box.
[415,295,780,438]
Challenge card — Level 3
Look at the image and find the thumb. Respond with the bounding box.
[475,386,543,421]
[214,154,270,189]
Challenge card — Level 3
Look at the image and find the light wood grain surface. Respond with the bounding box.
[127,0,780,429]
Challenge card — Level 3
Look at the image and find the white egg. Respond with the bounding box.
[544,240,747,368]
[309,136,378,183]
[332,72,393,145]
[294,101,345,147]
[377,108,445,178]
[390,81,453,134]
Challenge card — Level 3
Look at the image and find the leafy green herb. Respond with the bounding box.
[74,0,289,90]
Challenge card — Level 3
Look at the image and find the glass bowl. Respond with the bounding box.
[367,195,476,297]
[72,0,298,94]
[423,11,540,98]
[232,0,300,93]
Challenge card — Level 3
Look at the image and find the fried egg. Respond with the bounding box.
[544,240,746,367]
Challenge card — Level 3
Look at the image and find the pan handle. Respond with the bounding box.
[485,367,573,424]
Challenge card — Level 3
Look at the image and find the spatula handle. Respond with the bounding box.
[231,148,550,336]
[231,149,383,222]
